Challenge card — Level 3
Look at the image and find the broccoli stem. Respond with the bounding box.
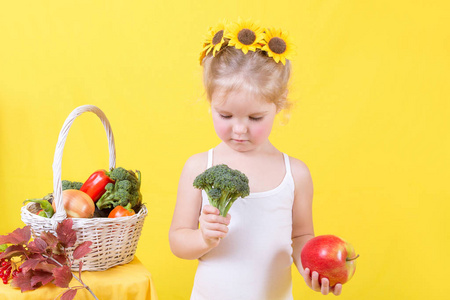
[221,195,239,217]
[222,199,236,217]
[217,191,234,217]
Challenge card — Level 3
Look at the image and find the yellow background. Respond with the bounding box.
[1,1,448,299]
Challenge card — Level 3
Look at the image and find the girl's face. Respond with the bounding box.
[211,88,278,152]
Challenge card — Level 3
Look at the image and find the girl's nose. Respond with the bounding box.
[233,123,247,135]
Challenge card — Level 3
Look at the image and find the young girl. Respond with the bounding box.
[169,19,343,299]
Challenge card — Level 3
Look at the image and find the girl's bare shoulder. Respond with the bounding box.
[288,156,313,185]
[183,151,209,174]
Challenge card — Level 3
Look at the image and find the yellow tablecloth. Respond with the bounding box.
[0,257,158,300]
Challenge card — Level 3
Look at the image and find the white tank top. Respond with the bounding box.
[191,149,295,300]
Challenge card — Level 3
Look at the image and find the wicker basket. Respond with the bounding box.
[21,105,147,271]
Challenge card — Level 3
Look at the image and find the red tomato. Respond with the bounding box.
[108,205,135,218]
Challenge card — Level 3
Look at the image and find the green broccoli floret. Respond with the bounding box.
[193,164,250,217]
[117,180,132,191]
[207,188,222,205]
[96,167,142,210]
[105,182,114,192]
[62,180,83,191]
[109,167,139,183]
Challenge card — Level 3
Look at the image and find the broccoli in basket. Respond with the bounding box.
[193,164,250,217]
[96,167,142,210]
[62,180,83,191]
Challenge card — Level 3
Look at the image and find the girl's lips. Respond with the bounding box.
[232,139,247,143]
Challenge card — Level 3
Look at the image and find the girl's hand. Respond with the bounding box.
[199,205,231,248]
[301,268,343,296]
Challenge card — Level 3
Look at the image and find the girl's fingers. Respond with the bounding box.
[302,268,312,287]
[225,213,231,223]
[320,277,330,295]
[202,221,229,234]
[201,206,230,225]
[200,223,227,245]
[200,214,230,227]
[303,270,340,296]
[332,283,343,296]
[205,214,230,225]
[311,271,321,292]
[202,205,220,215]
[203,229,227,239]
[199,206,231,244]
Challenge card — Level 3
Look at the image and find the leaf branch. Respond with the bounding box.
[45,255,98,300]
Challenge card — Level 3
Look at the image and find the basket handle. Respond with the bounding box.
[51,105,116,224]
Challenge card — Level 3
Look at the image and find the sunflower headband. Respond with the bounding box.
[199,19,294,65]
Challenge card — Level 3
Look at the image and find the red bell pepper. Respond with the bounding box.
[80,170,115,202]
[108,203,135,218]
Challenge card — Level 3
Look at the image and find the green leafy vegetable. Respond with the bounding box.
[62,180,83,191]
[96,167,142,210]
[23,198,54,218]
[193,164,250,216]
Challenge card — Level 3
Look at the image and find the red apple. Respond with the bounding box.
[301,235,359,287]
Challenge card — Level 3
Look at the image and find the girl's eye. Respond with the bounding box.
[219,114,232,119]
[249,116,263,121]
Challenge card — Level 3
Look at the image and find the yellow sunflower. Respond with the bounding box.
[225,18,265,54]
[261,28,294,65]
[199,21,228,64]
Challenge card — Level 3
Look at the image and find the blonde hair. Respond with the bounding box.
[202,47,291,111]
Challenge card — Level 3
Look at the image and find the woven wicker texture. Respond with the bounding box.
[21,105,147,271]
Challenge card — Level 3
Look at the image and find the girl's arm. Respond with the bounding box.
[169,153,230,260]
[290,157,342,296]
[291,157,314,272]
